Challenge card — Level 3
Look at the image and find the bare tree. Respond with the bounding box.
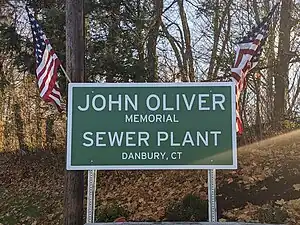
[178,0,194,81]
[147,0,164,81]
[207,0,232,79]
[274,0,292,126]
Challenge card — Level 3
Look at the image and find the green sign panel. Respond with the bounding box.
[67,82,237,170]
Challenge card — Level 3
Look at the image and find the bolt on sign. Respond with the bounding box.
[67,82,237,170]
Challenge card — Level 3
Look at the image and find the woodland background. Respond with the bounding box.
[0,0,300,152]
[1,1,300,224]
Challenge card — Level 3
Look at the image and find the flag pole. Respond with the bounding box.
[59,64,72,83]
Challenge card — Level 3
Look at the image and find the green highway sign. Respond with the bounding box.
[67,82,237,170]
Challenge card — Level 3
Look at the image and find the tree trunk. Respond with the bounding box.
[212,2,232,78]
[106,1,121,83]
[137,41,146,82]
[178,0,194,82]
[45,115,55,150]
[207,0,220,79]
[14,102,28,153]
[64,0,85,224]
[274,0,292,126]
[135,1,147,83]
[241,90,250,144]
[35,90,42,149]
[253,75,262,140]
[3,91,11,151]
[147,0,163,82]
[252,0,261,24]
[266,8,276,123]
[161,22,185,80]
[0,118,3,151]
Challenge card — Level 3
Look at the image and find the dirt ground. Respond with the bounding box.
[1,129,300,224]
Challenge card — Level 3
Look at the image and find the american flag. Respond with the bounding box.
[231,3,279,134]
[26,6,63,112]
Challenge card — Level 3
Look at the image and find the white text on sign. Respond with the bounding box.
[77,93,226,112]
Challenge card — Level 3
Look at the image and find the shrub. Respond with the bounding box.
[257,205,288,224]
[95,202,129,222]
[164,193,208,221]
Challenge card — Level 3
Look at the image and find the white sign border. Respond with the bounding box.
[67,82,237,170]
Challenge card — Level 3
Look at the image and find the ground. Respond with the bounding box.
[0,129,300,225]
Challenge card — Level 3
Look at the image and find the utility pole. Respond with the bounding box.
[64,0,85,224]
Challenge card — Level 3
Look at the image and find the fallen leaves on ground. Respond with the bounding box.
[284,198,300,224]
[0,129,300,224]
[293,184,300,191]
[223,203,260,223]
[275,199,286,206]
